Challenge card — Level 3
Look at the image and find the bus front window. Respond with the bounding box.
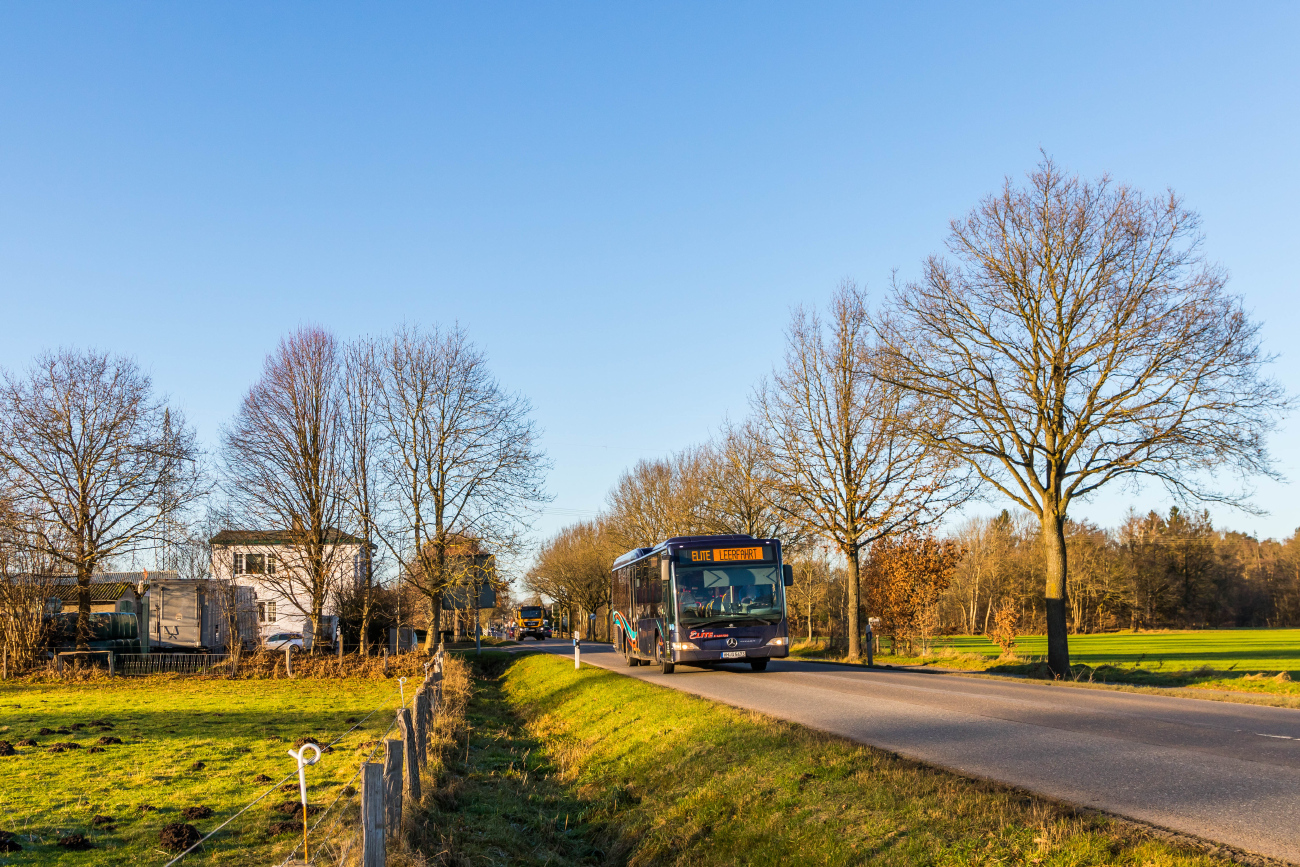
[675,565,783,627]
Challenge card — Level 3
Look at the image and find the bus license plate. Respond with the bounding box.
[721,651,746,659]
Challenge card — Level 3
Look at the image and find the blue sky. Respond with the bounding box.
[2,2,1298,544]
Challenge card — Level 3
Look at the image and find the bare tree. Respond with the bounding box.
[604,449,708,550]
[754,282,969,660]
[527,519,618,641]
[221,327,349,648]
[0,499,66,671]
[375,325,549,650]
[878,158,1289,675]
[0,350,203,648]
[341,337,383,655]
[698,420,809,547]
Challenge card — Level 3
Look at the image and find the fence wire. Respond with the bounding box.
[163,678,413,867]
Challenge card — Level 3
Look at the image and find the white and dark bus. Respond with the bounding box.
[610,534,792,674]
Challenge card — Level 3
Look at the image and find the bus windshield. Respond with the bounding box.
[519,607,543,619]
[675,565,783,627]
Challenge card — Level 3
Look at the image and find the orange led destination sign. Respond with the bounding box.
[689,547,765,563]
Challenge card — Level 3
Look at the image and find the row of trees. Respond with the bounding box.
[0,324,546,661]
[221,325,547,651]
[530,158,1289,675]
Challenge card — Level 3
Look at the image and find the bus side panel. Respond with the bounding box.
[634,556,663,657]
[611,565,632,652]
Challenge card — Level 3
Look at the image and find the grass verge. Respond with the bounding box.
[412,650,1252,867]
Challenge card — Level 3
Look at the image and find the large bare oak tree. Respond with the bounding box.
[878,159,1288,675]
[0,350,202,648]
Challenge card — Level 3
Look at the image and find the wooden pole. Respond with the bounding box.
[398,708,420,802]
[285,645,293,678]
[382,739,403,839]
[413,691,429,769]
[361,761,385,867]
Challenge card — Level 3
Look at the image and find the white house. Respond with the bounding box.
[209,529,368,648]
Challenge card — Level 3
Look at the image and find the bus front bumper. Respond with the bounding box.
[672,644,789,663]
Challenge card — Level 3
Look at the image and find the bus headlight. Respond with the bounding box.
[766,636,788,646]
[671,641,699,651]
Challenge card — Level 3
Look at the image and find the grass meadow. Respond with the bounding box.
[0,674,414,865]
[790,628,1300,700]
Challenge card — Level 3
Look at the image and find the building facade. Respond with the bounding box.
[209,529,368,648]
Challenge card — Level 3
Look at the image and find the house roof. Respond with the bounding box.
[209,529,366,547]
[47,582,136,603]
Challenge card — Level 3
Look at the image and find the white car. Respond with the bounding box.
[265,632,305,653]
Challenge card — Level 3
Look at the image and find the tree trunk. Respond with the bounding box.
[1042,507,1071,677]
[846,546,861,660]
[76,564,92,651]
[422,593,440,652]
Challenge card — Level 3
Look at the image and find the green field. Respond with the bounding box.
[791,629,1300,698]
[0,676,411,865]
[442,651,1238,866]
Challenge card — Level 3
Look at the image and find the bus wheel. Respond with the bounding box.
[750,658,769,672]
[656,637,674,675]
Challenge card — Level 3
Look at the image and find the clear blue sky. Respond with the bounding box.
[2,3,1298,543]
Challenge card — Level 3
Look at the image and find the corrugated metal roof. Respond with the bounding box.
[209,529,365,546]
[47,582,136,603]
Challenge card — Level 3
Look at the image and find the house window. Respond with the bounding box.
[247,553,266,574]
[267,554,277,574]
[120,600,134,614]
[257,601,277,623]
[233,552,245,574]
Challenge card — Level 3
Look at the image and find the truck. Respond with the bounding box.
[515,605,547,640]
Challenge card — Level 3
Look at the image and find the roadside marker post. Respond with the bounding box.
[574,631,581,670]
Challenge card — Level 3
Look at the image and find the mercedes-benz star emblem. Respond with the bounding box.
[726,637,738,648]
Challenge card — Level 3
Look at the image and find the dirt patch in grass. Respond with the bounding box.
[160,822,202,852]
[56,833,93,850]
[181,805,214,820]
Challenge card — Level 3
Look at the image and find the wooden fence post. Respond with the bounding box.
[382,648,389,676]
[382,739,403,840]
[398,708,420,802]
[361,761,385,867]
[414,691,429,769]
[285,645,293,678]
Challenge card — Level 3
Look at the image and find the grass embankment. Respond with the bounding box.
[790,629,1300,700]
[0,654,466,866]
[418,651,1240,867]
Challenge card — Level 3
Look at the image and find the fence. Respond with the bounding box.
[116,653,233,676]
[161,644,453,867]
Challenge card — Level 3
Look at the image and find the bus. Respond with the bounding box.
[515,605,547,640]
[610,534,792,674]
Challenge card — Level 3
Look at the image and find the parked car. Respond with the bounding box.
[264,632,305,652]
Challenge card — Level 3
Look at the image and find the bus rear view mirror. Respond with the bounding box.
[782,565,793,587]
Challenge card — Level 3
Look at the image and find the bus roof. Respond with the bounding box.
[610,534,779,571]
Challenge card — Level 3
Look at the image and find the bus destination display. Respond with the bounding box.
[685,546,766,564]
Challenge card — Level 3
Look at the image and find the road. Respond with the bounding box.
[515,639,1300,864]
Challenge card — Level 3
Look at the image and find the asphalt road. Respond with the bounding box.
[516,639,1300,863]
